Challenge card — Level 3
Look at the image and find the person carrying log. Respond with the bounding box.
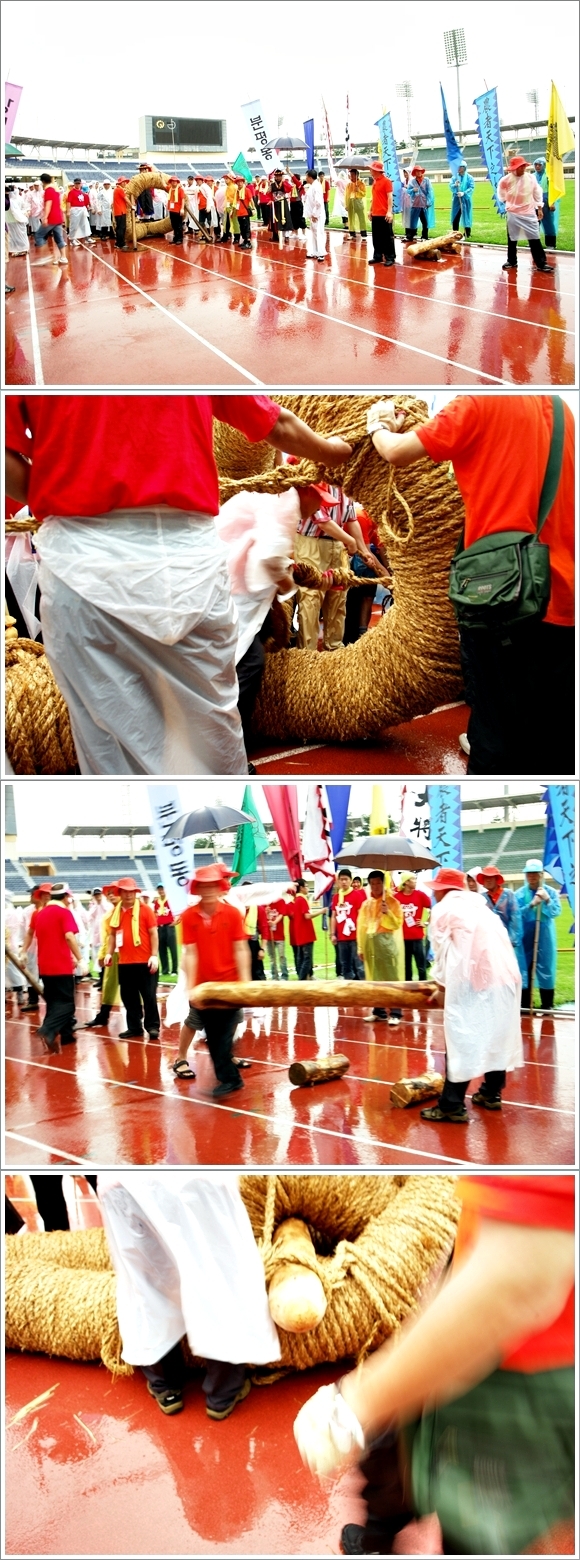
[172,863,250,1096]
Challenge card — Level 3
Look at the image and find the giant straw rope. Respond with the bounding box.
[215,393,466,742]
[5,1174,459,1375]
[4,394,465,769]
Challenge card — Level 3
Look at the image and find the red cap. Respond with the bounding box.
[188,863,235,892]
[476,865,505,887]
[102,882,121,896]
[431,868,467,893]
[508,155,528,172]
[412,166,425,176]
[308,482,336,509]
[116,877,141,892]
[370,161,384,174]
[34,883,53,898]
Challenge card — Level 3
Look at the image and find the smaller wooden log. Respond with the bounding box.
[268,1218,327,1332]
[190,979,438,1010]
[408,230,463,258]
[288,1054,350,1086]
[390,1072,444,1108]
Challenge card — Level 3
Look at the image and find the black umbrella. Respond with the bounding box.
[265,135,308,152]
[167,806,254,840]
[336,835,440,871]
[336,155,373,170]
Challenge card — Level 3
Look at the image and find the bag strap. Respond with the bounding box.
[537,395,565,535]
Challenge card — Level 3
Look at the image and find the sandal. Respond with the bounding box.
[172,1059,196,1079]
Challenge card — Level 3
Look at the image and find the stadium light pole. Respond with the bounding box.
[526,89,539,123]
[396,81,413,142]
[444,27,467,138]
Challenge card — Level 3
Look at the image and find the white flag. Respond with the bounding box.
[241,98,278,174]
[400,783,431,849]
[302,784,335,898]
[147,785,195,915]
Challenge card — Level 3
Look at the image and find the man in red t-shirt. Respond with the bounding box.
[330,869,367,980]
[285,880,324,979]
[257,898,289,980]
[368,161,396,267]
[173,863,251,1095]
[21,882,81,1053]
[153,885,178,977]
[66,178,95,247]
[105,877,160,1039]
[297,1174,574,1557]
[5,399,351,778]
[394,872,431,980]
[367,394,575,775]
[31,173,69,266]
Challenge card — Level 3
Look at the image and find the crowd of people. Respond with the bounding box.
[5,151,561,287]
[5,855,563,1118]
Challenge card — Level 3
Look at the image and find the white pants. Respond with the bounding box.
[7,220,29,253]
[36,510,248,776]
[306,220,326,258]
[98,1174,281,1366]
[69,208,92,240]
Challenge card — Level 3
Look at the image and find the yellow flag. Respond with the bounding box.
[370,784,388,834]
[546,81,575,205]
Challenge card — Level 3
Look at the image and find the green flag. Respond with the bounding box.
[232,151,254,182]
[231,786,270,878]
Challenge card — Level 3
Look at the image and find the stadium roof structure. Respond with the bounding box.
[63,824,151,839]
[10,135,135,154]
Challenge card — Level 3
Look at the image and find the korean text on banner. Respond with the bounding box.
[400,784,431,846]
[474,87,506,215]
[241,99,277,174]
[375,112,403,213]
[544,785,575,918]
[5,82,23,144]
[147,785,194,914]
[428,785,463,870]
[440,84,463,178]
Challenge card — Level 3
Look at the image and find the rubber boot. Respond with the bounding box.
[539,987,555,1011]
[465,227,471,237]
[405,227,413,243]
[502,237,518,270]
[529,237,553,271]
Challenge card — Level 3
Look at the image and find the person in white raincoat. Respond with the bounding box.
[97,1172,280,1418]
[421,867,522,1124]
[67,179,94,245]
[303,168,327,260]
[5,187,30,254]
[97,180,115,239]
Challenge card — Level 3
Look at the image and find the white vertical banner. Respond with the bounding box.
[147,785,195,914]
[400,784,432,847]
[302,783,335,898]
[320,98,337,181]
[241,99,277,173]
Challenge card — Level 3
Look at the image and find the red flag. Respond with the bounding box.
[262,785,303,880]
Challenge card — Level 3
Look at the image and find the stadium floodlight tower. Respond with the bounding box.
[526,88,539,123]
[396,81,413,142]
[444,26,467,137]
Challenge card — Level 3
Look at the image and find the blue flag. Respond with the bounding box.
[440,84,463,178]
[474,87,506,215]
[427,785,463,869]
[375,112,403,214]
[543,785,575,920]
[303,118,315,169]
[326,785,351,858]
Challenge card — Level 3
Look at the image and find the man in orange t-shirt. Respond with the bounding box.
[368,160,396,267]
[367,394,574,775]
[173,863,251,1096]
[105,876,160,1039]
[296,1174,574,1556]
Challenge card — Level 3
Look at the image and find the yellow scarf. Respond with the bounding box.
[109,897,141,947]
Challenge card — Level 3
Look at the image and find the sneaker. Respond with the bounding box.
[146,1381,184,1415]
[147,1031,160,1040]
[502,261,517,271]
[212,1076,244,1098]
[421,1103,469,1124]
[458,732,471,756]
[368,257,382,265]
[118,1029,144,1039]
[206,1377,251,1420]
[471,1090,502,1110]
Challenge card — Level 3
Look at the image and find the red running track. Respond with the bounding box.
[249,701,469,775]
[5,230,575,387]
[6,1351,358,1555]
[5,985,574,1168]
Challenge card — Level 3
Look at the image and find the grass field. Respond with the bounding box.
[328,179,576,250]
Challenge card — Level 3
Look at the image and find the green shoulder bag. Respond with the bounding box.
[448,395,564,630]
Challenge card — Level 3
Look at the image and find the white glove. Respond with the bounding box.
[293,1382,365,1480]
[366,398,399,436]
[148,956,159,973]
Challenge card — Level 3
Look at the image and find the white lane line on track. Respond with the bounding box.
[4,1057,472,1165]
[24,254,45,384]
[249,247,575,334]
[5,1131,98,1166]
[78,245,264,385]
[140,245,510,385]
[251,743,329,766]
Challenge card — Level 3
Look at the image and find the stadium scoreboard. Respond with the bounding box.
[140,115,227,154]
